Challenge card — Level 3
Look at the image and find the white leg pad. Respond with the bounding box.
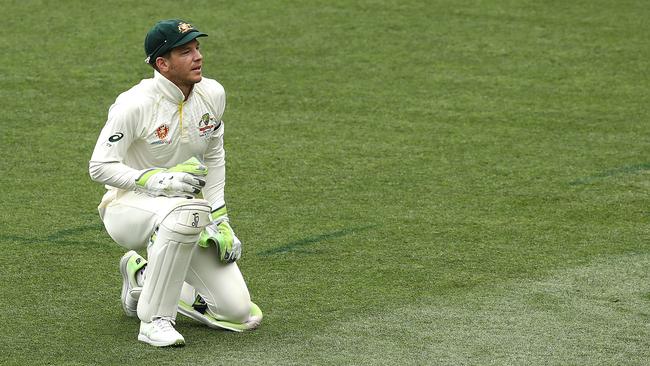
[137,201,211,322]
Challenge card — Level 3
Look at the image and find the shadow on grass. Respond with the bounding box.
[570,162,650,185]
[6,223,380,257]
[1,223,105,245]
[258,224,378,256]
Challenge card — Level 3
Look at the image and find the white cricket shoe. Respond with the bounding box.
[119,250,147,317]
[138,318,185,347]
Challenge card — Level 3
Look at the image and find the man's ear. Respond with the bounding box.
[155,57,169,72]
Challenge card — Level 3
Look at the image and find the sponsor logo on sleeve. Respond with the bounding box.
[105,132,124,147]
[197,113,220,138]
[108,132,124,142]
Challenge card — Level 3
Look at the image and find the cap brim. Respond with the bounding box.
[171,31,208,49]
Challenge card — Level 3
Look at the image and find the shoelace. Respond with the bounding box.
[153,317,175,332]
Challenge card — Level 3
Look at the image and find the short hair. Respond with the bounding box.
[151,51,172,72]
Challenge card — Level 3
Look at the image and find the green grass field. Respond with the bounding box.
[2,0,650,364]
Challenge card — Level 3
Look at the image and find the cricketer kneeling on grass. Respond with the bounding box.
[88,19,262,347]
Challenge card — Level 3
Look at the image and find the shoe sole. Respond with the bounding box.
[177,300,262,332]
[177,300,239,332]
[119,251,138,317]
[137,334,185,347]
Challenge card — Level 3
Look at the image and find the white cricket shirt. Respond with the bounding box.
[89,70,227,212]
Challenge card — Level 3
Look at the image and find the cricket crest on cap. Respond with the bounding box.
[178,22,194,33]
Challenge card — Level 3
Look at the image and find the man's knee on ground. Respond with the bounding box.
[209,291,251,323]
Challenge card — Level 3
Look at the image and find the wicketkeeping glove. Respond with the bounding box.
[135,157,208,198]
[198,206,242,263]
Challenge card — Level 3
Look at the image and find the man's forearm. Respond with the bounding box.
[89,160,141,191]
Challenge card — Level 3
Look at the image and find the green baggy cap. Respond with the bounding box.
[144,19,207,64]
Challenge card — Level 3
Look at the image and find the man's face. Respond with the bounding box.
[157,39,203,89]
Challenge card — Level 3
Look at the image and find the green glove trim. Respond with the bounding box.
[167,157,208,176]
[197,218,236,262]
[198,229,215,248]
[135,157,206,188]
[217,220,235,250]
[135,168,163,187]
[210,205,228,221]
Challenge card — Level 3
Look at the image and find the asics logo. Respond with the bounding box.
[108,132,124,142]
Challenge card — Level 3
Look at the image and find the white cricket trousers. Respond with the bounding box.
[99,189,252,323]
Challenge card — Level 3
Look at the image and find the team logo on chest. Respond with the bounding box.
[151,124,171,145]
[155,124,169,140]
[197,113,220,138]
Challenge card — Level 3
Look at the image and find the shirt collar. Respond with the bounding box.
[153,70,188,104]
